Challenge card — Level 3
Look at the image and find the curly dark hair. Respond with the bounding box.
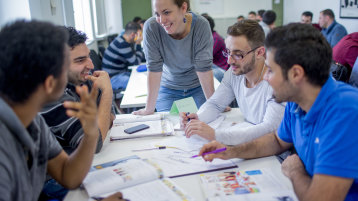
[265,23,331,86]
[65,26,87,49]
[0,20,68,103]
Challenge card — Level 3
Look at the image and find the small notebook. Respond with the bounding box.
[110,118,174,140]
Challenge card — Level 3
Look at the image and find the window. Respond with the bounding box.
[72,0,94,41]
[92,0,107,38]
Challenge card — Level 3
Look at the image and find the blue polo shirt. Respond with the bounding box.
[278,76,358,200]
[321,20,347,47]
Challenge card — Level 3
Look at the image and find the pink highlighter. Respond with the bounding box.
[191,147,227,158]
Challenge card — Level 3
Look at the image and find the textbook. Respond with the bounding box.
[110,114,174,140]
[199,168,298,201]
[83,156,193,201]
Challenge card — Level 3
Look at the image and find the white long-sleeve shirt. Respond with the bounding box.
[197,68,285,145]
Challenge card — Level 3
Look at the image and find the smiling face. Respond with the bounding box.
[264,49,296,103]
[68,43,94,85]
[153,0,187,35]
[225,35,257,76]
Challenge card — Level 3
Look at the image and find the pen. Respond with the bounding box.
[186,112,191,122]
[92,197,130,201]
[132,146,170,152]
[191,147,227,158]
[135,94,147,98]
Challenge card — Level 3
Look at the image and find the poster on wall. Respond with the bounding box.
[340,0,358,18]
[194,0,224,15]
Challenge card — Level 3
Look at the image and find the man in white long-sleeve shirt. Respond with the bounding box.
[181,20,285,145]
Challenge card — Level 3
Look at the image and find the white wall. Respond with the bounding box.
[284,0,358,33]
[191,0,272,18]
[0,0,31,27]
[104,0,123,34]
[190,0,272,37]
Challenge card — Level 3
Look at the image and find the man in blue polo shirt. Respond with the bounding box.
[199,23,358,201]
[319,9,347,47]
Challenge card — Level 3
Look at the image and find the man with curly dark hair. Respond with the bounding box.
[40,26,115,199]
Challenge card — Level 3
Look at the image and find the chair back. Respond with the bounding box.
[89,49,102,71]
[348,57,358,88]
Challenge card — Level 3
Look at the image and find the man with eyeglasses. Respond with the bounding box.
[180,20,285,146]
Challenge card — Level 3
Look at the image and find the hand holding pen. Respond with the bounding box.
[198,141,232,162]
[179,112,198,129]
[191,147,226,158]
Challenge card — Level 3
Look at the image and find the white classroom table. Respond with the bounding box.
[64,108,294,201]
[120,66,221,108]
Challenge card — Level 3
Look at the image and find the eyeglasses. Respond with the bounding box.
[222,46,260,61]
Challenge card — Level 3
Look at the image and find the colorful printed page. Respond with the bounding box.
[83,159,162,197]
[200,169,298,201]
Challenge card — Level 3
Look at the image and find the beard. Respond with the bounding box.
[231,54,256,76]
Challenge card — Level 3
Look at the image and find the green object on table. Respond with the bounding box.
[169,97,198,115]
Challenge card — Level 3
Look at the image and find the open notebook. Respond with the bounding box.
[83,156,193,201]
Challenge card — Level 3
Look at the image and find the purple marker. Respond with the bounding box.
[191,147,227,158]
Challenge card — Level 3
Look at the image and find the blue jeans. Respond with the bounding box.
[212,64,225,82]
[156,86,206,112]
[42,179,68,200]
[110,72,131,90]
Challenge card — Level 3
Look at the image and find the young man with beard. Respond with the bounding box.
[40,27,115,199]
[181,20,285,145]
[199,23,358,201]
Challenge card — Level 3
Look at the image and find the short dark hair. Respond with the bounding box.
[124,21,141,34]
[257,9,265,17]
[173,0,190,11]
[133,16,142,23]
[0,20,68,103]
[202,14,215,32]
[140,19,146,25]
[227,20,265,49]
[265,23,331,86]
[249,11,256,16]
[65,27,87,49]
[302,11,313,19]
[237,15,244,19]
[321,9,335,19]
[263,10,276,25]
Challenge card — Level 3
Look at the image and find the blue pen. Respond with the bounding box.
[186,112,191,122]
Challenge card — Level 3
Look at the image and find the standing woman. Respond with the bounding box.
[133,0,215,114]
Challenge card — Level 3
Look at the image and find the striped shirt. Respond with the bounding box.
[213,31,229,71]
[40,81,103,154]
[102,35,144,76]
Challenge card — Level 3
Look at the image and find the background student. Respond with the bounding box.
[319,9,347,47]
[201,13,229,82]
